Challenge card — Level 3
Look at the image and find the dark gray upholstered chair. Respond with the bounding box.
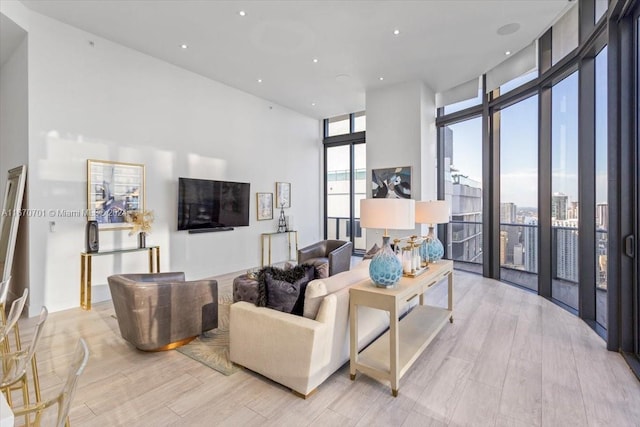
[297,239,353,276]
[107,272,217,351]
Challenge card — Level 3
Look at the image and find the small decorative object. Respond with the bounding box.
[85,220,99,253]
[275,182,291,232]
[360,198,416,287]
[257,192,273,220]
[125,210,154,248]
[415,200,450,263]
[277,207,288,233]
[87,160,145,229]
[371,166,411,199]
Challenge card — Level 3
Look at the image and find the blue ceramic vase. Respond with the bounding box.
[369,236,403,287]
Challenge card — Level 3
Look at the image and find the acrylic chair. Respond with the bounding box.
[0,306,47,414]
[0,287,28,346]
[12,338,89,427]
[0,283,42,405]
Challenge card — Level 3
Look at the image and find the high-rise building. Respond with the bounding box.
[514,243,524,267]
[500,202,517,224]
[596,203,608,230]
[555,219,579,282]
[552,193,569,220]
[524,217,538,273]
[444,126,483,264]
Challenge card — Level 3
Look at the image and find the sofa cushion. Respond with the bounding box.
[303,260,371,319]
[265,273,304,313]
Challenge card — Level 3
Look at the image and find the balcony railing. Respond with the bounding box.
[448,220,608,292]
[327,216,366,251]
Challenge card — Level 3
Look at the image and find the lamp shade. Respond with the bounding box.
[360,198,415,232]
[415,200,450,224]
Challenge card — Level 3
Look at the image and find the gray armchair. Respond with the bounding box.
[297,239,353,276]
[107,272,217,351]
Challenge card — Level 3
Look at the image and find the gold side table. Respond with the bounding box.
[260,231,298,267]
[80,246,160,310]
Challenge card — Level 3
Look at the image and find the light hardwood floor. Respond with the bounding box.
[10,269,640,426]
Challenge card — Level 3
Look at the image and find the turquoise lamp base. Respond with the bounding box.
[369,236,402,287]
[423,226,444,262]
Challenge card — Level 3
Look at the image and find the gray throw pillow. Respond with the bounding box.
[314,262,329,279]
[265,273,303,313]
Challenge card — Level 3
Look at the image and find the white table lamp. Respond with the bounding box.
[415,200,450,262]
[360,198,415,287]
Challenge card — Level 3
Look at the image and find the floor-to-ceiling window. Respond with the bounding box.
[499,95,539,291]
[595,46,608,329]
[443,117,483,274]
[551,71,580,311]
[324,112,366,253]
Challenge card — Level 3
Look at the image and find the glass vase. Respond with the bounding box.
[369,236,403,287]
[138,232,146,249]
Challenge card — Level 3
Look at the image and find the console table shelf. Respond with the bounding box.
[80,246,160,310]
[349,260,453,396]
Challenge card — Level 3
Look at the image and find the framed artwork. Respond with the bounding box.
[372,166,412,199]
[257,192,273,220]
[87,159,145,229]
[276,182,291,208]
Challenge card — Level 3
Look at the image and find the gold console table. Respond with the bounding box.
[80,246,160,310]
[260,231,298,267]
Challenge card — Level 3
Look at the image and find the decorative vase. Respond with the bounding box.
[85,220,99,253]
[424,226,444,262]
[138,232,146,249]
[369,236,403,287]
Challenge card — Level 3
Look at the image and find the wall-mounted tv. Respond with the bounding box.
[178,177,250,231]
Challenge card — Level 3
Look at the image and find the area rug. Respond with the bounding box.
[176,328,240,376]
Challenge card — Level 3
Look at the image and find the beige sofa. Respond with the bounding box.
[230,260,399,397]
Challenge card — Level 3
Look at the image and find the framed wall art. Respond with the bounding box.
[276,182,291,208]
[87,159,145,229]
[257,192,273,220]
[371,166,412,199]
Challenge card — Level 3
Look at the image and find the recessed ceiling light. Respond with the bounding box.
[379,77,384,81]
[239,10,246,16]
[505,51,511,55]
[393,29,400,35]
[180,44,188,49]
[257,79,263,83]
[313,58,319,63]
[311,102,316,106]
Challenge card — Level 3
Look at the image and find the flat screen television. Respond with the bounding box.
[178,177,250,231]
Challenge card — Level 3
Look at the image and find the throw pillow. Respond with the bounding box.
[314,262,329,279]
[363,243,380,260]
[265,273,302,313]
[256,264,314,313]
[291,265,315,316]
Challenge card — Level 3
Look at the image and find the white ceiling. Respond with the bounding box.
[18,0,573,119]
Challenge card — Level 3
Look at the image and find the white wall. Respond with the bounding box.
[2,7,321,315]
[365,80,437,248]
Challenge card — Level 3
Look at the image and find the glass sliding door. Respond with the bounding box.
[499,94,539,291]
[326,145,352,242]
[595,46,608,329]
[443,117,483,273]
[551,71,580,311]
[325,142,366,252]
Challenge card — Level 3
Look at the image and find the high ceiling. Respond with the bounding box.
[19,0,573,119]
